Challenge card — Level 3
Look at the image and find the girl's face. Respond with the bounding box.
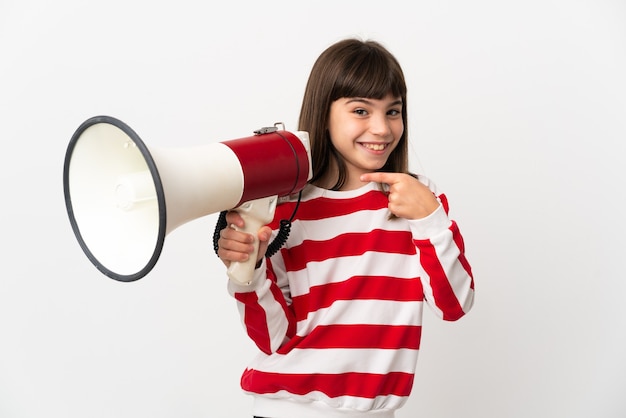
[327,94,404,189]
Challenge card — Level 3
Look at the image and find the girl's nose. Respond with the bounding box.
[369,114,392,136]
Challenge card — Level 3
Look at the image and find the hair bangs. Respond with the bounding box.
[332,48,406,101]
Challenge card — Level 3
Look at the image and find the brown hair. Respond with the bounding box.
[298,38,409,190]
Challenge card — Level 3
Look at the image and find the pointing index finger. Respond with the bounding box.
[360,172,401,185]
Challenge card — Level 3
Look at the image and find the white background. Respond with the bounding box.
[1,1,625,417]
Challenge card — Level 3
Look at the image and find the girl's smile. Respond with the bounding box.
[359,141,391,152]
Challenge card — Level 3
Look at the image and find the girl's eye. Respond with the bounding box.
[354,108,368,116]
[388,109,401,116]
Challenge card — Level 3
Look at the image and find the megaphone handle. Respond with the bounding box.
[226,196,278,285]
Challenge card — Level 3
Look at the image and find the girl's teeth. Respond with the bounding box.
[363,143,385,151]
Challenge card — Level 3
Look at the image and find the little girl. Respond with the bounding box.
[217,38,475,418]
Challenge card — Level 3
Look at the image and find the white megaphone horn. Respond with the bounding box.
[63,115,312,284]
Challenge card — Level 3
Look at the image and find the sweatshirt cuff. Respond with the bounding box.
[226,258,268,294]
[407,204,451,240]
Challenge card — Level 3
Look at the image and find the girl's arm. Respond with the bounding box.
[407,177,474,320]
[360,172,474,320]
[218,212,295,354]
[411,204,475,320]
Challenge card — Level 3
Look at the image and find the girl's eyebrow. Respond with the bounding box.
[345,97,403,107]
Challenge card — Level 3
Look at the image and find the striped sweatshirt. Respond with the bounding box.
[227,177,475,418]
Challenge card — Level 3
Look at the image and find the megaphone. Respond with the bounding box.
[63,115,311,284]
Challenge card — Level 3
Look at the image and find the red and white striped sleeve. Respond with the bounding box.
[409,178,475,320]
[227,259,296,354]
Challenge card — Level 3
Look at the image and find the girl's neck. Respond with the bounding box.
[313,158,369,191]
[313,173,367,191]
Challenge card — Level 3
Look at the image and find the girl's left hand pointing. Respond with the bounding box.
[360,172,440,219]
